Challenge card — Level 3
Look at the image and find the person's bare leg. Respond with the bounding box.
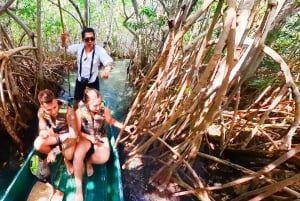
[33,136,58,154]
[86,159,94,177]
[73,139,90,201]
[63,143,76,175]
[75,184,83,201]
[64,158,73,175]
[74,153,84,201]
[86,139,110,176]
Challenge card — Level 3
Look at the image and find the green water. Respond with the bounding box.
[0,59,133,199]
[63,59,133,122]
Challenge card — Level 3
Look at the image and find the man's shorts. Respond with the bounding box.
[74,77,99,101]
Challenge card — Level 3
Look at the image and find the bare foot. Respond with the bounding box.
[75,189,83,201]
[64,159,73,175]
[86,162,94,177]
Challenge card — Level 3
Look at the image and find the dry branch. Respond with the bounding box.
[232,173,300,201]
[120,0,300,199]
[0,29,64,151]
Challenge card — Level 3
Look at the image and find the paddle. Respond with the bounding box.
[58,0,70,95]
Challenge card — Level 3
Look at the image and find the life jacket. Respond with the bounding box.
[41,99,69,134]
[78,100,105,136]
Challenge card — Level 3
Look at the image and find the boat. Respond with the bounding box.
[0,125,124,201]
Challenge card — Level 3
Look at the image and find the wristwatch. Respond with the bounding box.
[52,149,58,156]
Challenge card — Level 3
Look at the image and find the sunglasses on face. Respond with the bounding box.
[84,37,95,42]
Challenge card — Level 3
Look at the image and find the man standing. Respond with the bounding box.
[61,27,114,109]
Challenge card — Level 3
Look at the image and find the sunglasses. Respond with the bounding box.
[84,37,95,42]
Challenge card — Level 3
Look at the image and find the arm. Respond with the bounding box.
[104,107,136,134]
[100,63,113,79]
[66,107,79,139]
[60,33,79,55]
[48,108,78,160]
[37,108,55,138]
[37,108,59,162]
[98,46,114,79]
[75,108,97,143]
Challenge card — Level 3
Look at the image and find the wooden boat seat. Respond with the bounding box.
[26,181,64,201]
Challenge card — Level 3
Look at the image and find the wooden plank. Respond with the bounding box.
[51,188,64,201]
[26,181,64,201]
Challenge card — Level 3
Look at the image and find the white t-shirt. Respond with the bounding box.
[67,44,113,83]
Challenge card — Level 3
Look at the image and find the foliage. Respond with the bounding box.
[269,14,300,70]
[141,6,157,18]
[16,0,37,19]
[247,13,300,92]
[247,76,277,90]
[124,5,167,30]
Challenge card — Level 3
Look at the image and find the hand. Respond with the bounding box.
[40,132,49,139]
[61,33,68,48]
[41,129,55,139]
[40,129,54,139]
[100,67,111,79]
[90,136,102,145]
[88,135,97,144]
[47,150,57,163]
[94,135,104,143]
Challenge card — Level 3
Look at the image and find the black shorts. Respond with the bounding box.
[74,77,99,101]
[85,142,95,161]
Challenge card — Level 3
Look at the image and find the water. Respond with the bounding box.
[62,59,134,122]
[0,59,134,199]
[99,60,135,122]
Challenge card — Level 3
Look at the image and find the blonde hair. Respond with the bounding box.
[82,87,102,103]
